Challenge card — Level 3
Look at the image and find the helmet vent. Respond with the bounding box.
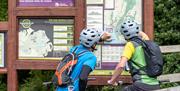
[83,32,87,35]
[127,34,130,36]
[91,31,94,33]
[129,24,133,26]
[87,29,90,31]
[87,39,92,41]
[85,42,89,45]
[128,21,130,23]
[121,26,124,28]
[123,30,128,33]
[136,27,139,29]
[91,35,96,37]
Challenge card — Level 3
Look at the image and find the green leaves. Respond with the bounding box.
[162,53,180,74]
[0,0,8,21]
[150,0,180,89]
[155,31,180,45]
[154,0,179,33]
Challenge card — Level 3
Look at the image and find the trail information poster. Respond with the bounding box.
[19,18,74,59]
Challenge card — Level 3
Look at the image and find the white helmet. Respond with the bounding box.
[120,20,140,40]
[79,28,101,48]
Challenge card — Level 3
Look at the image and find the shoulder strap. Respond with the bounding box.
[129,37,147,75]
[72,47,78,53]
[131,37,147,48]
[131,41,139,48]
[71,47,89,57]
[77,50,89,57]
[70,50,89,82]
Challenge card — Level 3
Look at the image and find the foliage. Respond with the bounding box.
[154,0,180,45]
[87,85,122,91]
[160,53,180,88]
[162,53,180,74]
[19,70,55,91]
[155,31,180,45]
[154,0,179,33]
[0,0,8,21]
[0,74,7,91]
[154,0,180,88]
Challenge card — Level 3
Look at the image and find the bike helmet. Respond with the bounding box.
[79,28,101,48]
[120,20,140,40]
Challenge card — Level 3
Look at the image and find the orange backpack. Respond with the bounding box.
[51,47,88,87]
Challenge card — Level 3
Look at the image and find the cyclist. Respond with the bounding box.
[56,28,111,91]
[108,20,160,91]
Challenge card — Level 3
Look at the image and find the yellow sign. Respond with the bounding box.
[90,70,130,75]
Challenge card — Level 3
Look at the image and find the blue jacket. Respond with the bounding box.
[56,44,97,91]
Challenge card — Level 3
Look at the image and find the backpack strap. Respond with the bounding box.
[130,37,147,48]
[131,41,139,48]
[72,47,78,54]
[129,37,147,76]
[70,50,89,82]
[77,50,89,57]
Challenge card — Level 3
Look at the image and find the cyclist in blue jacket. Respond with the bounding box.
[56,28,111,91]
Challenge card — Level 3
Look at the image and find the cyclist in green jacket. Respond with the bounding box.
[108,20,160,91]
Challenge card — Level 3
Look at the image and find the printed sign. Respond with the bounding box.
[86,5,103,31]
[19,18,74,59]
[18,0,74,7]
[86,0,142,44]
[0,33,4,67]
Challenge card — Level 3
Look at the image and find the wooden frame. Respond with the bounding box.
[156,73,180,91]
[0,68,7,74]
[0,22,8,31]
[160,45,180,53]
[6,0,154,91]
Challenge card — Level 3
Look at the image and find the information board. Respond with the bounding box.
[18,0,74,7]
[19,18,74,59]
[0,33,4,67]
[86,0,142,75]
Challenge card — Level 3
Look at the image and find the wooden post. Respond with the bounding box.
[143,0,154,40]
[74,0,86,45]
[7,0,18,91]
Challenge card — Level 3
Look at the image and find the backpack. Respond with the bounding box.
[51,47,88,87]
[130,37,163,77]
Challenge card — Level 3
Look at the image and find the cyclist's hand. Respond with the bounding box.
[100,32,112,42]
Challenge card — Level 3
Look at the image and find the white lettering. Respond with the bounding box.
[44,0,52,2]
[19,0,25,2]
[33,0,38,2]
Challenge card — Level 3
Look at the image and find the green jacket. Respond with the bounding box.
[129,41,159,85]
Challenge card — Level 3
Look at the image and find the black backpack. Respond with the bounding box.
[51,47,88,87]
[131,37,163,77]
